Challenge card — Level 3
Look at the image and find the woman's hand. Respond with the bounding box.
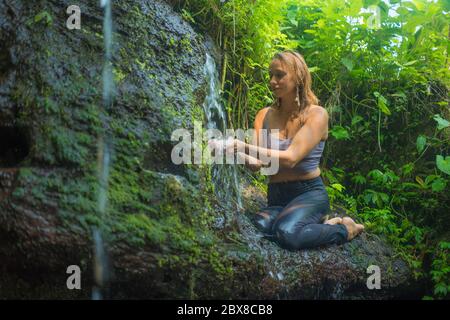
[209,138,262,171]
[208,138,246,156]
[236,151,262,172]
[207,138,223,150]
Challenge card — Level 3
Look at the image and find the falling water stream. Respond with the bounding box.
[92,0,114,300]
[202,56,286,289]
[202,54,243,214]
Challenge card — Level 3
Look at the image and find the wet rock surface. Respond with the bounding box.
[239,181,423,299]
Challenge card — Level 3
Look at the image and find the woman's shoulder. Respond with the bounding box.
[305,104,328,120]
[308,104,326,113]
[257,105,273,116]
[254,106,273,124]
[305,105,329,140]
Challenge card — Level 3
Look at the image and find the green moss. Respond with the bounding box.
[50,127,90,165]
[98,164,234,285]
[26,11,53,27]
[180,34,193,53]
[41,97,58,114]
[113,67,126,83]
[78,214,102,229]
[122,213,167,246]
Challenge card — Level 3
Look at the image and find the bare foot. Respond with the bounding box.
[324,217,343,225]
[341,217,365,240]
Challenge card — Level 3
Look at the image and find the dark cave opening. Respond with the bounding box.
[0,124,30,167]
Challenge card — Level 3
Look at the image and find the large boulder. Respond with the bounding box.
[0,0,422,299]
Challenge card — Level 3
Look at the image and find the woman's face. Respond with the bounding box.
[269,59,297,98]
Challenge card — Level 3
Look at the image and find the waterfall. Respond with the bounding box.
[92,0,114,300]
[202,53,242,212]
[91,228,108,300]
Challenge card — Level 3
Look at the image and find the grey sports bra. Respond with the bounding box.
[262,109,325,173]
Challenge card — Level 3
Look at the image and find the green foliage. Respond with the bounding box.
[330,125,350,140]
[434,114,450,131]
[416,135,427,154]
[436,155,450,175]
[430,241,450,299]
[269,0,449,298]
[374,91,391,116]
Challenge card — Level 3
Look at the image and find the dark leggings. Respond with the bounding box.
[253,176,348,250]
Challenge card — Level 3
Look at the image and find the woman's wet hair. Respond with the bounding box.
[271,50,319,112]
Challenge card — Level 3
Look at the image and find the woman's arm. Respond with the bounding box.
[236,106,328,168]
[237,152,263,172]
[239,107,270,172]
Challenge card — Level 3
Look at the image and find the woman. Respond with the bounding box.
[231,50,364,250]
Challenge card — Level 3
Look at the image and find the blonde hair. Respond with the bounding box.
[271,50,319,113]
